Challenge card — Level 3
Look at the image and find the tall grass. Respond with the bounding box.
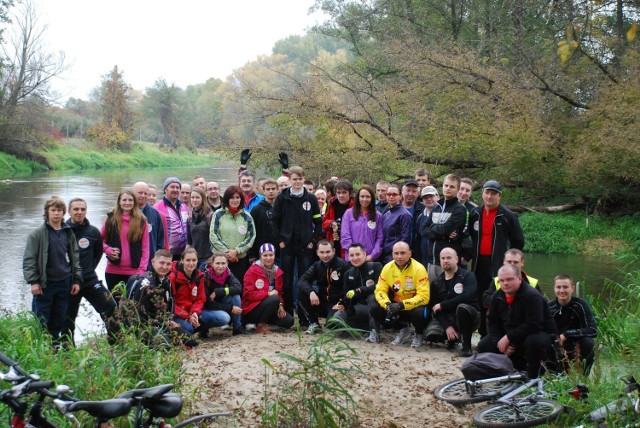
[519,212,640,255]
[0,312,185,427]
[0,152,47,177]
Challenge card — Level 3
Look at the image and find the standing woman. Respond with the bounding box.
[188,187,213,270]
[209,185,256,281]
[243,243,294,334]
[102,190,150,298]
[340,184,383,262]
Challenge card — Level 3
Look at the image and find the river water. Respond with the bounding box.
[0,165,625,340]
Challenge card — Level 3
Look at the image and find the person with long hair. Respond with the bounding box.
[187,187,213,270]
[101,189,150,297]
[203,252,246,336]
[209,185,256,281]
[340,184,383,262]
[169,248,226,338]
[243,243,294,334]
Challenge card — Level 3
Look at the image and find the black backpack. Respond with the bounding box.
[461,352,517,381]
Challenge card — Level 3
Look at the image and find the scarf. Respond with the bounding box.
[208,266,231,286]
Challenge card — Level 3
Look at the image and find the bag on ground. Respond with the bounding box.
[461,352,517,381]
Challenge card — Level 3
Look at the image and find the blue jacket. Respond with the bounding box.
[381,204,411,260]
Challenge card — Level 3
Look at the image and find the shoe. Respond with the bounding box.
[459,347,473,358]
[364,329,380,344]
[305,323,321,335]
[220,324,232,330]
[182,337,199,348]
[410,333,424,349]
[245,323,256,331]
[233,326,250,336]
[198,328,209,339]
[446,340,459,350]
[255,323,272,334]
[391,327,411,345]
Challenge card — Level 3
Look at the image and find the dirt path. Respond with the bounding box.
[182,327,480,427]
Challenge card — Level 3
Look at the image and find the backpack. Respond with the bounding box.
[461,352,517,381]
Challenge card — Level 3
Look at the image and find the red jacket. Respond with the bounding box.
[322,197,354,241]
[242,263,284,315]
[168,261,205,319]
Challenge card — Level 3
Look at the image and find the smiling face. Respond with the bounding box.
[193,177,206,189]
[317,242,335,264]
[206,182,220,200]
[386,186,400,207]
[212,255,228,275]
[181,251,198,276]
[132,183,149,208]
[152,255,173,277]
[458,182,473,203]
[69,201,87,224]
[228,193,242,210]
[402,184,419,206]
[148,187,158,205]
[119,193,135,214]
[240,175,255,195]
[554,278,575,306]
[348,245,366,267]
[482,189,502,209]
[358,188,373,210]
[165,182,181,203]
[190,191,203,209]
[260,250,275,268]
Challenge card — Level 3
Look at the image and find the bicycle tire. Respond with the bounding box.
[472,399,564,427]
[434,378,522,405]
[172,411,232,428]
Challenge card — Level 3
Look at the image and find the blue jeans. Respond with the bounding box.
[174,310,231,335]
[32,277,71,340]
[222,294,242,329]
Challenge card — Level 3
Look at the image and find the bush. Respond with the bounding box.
[86,123,132,151]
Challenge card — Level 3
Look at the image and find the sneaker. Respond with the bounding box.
[391,327,411,345]
[220,324,232,330]
[245,323,256,331]
[410,333,424,349]
[305,323,321,335]
[459,347,473,358]
[364,329,380,344]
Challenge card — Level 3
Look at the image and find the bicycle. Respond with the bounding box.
[435,372,527,405]
[588,375,639,428]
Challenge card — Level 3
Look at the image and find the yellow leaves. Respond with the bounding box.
[628,23,638,43]
[558,25,579,67]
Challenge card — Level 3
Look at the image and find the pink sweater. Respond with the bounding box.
[101,215,150,276]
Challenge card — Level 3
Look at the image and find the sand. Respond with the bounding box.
[181,326,479,427]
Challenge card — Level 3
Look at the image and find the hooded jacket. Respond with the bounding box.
[168,261,206,319]
[270,187,322,246]
[66,218,102,287]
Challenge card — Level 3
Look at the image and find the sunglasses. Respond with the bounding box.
[386,192,399,197]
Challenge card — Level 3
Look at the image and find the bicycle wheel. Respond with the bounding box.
[172,411,232,428]
[434,378,522,405]
[473,399,564,427]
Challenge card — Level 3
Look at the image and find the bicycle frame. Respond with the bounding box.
[465,373,527,396]
[494,378,547,405]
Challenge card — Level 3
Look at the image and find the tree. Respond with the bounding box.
[141,78,186,149]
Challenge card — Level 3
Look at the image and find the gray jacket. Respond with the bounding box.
[23,222,83,288]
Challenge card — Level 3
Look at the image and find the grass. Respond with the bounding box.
[0,312,186,427]
[0,151,48,178]
[519,212,640,256]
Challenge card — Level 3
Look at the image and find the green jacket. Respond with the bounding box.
[209,208,256,259]
[23,222,82,288]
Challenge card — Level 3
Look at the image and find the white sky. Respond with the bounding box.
[27,0,323,101]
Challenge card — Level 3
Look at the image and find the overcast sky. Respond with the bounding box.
[28,0,323,101]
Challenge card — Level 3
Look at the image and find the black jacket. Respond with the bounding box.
[469,204,525,277]
[250,199,278,259]
[298,257,350,306]
[203,268,242,312]
[548,297,597,340]
[271,188,322,246]
[422,196,467,265]
[343,261,383,305]
[431,268,478,311]
[66,218,103,288]
[487,283,557,345]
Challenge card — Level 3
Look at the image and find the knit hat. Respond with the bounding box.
[162,177,181,191]
[259,243,276,255]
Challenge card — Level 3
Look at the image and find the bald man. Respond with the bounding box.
[132,181,166,269]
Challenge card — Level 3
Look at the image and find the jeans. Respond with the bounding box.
[222,294,242,329]
[174,309,231,335]
[280,240,315,318]
[32,277,71,340]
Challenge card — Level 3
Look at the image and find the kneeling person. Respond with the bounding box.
[430,247,478,357]
[548,274,597,374]
[341,243,382,339]
[370,241,430,347]
[297,239,350,334]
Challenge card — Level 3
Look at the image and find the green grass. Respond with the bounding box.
[520,212,640,255]
[0,312,186,427]
[0,152,48,177]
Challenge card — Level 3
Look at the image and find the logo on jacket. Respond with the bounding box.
[78,238,90,249]
[255,279,264,289]
[302,201,311,211]
[405,277,414,290]
[393,281,401,292]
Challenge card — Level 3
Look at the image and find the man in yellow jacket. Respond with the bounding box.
[370,241,430,348]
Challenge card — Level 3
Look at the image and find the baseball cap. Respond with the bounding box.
[404,179,419,188]
[482,180,502,193]
[421,186,438,197]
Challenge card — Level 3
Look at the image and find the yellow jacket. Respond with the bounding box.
[375,259,429,310]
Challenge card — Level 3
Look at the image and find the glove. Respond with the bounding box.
[278,152,289,169]
[240,149,252,165]
[345,290,356,299]
[387,302,404,314]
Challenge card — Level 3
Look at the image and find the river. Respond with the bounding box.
[0,165,625,341]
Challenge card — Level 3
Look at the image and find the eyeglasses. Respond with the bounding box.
[386,192,399,197]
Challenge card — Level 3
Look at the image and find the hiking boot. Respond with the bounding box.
[459,347,473,358]
[255,323,272,334]
[198,327,209,339]
[305,323,321,335]
[410,332,424,349]
[233,326,250,336]
[391,327,411,345]
[364,329,380,344]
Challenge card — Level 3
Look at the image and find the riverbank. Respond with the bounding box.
[0,139,218,178]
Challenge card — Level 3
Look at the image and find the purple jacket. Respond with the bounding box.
[381,204,412,260]
[340,208,383,261]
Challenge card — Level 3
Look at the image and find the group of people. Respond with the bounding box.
[23,150,597,379]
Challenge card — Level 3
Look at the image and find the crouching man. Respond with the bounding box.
[370,241,430,348]
[477,264,557,379]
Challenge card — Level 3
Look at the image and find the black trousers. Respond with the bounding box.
[435,303,479,349]
[477,331,553,379]
[370,300,430,334]
[64,281,117,345]
[280,240,315,319]
[243,294,294,328]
